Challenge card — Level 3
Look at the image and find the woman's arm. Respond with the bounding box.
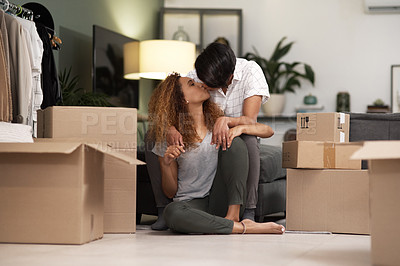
[228,123,274,145]
[158,145,185,199]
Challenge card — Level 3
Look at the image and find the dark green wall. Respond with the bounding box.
[14,0,163,114]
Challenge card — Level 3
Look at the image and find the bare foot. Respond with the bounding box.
[225,214,240,222]
[241,219,285,234]
[225,205,240,222]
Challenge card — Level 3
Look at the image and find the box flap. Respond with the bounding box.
[0,142,81,154]
[351,141,400,160]
[86,143,145,165]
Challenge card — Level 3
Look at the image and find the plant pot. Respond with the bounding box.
[261,94,286,116]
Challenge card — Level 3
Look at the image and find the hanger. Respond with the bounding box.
[1,0,34,21]
[49,33,62,50]
[0,0,10,12]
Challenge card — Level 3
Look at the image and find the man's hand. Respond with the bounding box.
[167,126,184,146]
[212,117,231,150]
[228,125,244,144]
[162,145,185,165]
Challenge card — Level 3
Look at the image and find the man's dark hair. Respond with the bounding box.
[195,42,236,88]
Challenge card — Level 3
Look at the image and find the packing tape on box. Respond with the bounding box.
[340,132,345,143]
[339,112,346,124]
[323,143,336,168]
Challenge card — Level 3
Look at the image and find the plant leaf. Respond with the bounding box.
[304,64,315,85]
[244,37,315,94]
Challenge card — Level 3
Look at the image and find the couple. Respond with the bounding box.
[146,42,285,235]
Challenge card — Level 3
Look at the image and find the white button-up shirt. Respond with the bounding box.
[187,58,269,118]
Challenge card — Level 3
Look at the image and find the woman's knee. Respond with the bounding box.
[220,138,249,167]
[226,137,248,155]
[164,201,187,226]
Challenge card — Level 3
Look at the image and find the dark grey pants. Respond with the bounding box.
[144,134,259,210]
[241,134,260,209]
[163,138,249,234]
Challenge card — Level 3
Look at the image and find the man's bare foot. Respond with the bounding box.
[233,219,285,234]
[225,214,240,222]
[225,205,240,222]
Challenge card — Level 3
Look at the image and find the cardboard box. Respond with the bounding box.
[0,141,141,244]
[297,112,350,142]
[33,139,144,234]
[37,106,137,149]
[104,149,142,233]
[282,141,362,169]
[286,169,370,234]
[351,141,400,265]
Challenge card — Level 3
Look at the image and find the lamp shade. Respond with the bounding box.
[139,40,196,80]
[123,41,140,80]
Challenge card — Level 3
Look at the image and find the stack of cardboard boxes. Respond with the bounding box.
[0,107,144,245]
[283,112,370,234]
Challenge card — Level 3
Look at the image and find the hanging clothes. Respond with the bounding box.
[16,16,43,136]
[0,3,61,133]
[0,10,12,122]
[4,12,32,124]
[36,23,61,109]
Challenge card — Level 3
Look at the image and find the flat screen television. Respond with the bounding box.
[92,25,139,108]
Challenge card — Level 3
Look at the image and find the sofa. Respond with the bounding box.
[349,112,400,168]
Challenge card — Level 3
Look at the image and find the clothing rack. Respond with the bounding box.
[0,0,34,21]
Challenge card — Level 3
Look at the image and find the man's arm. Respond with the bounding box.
[228,123,274,144]
[228,95,263,126]
[212,95,263,150]
[167,126,184,146]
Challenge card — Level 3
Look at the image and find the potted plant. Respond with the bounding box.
[244,37,315,116]
[58,67,113,107]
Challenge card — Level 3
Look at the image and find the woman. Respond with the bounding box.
[148,73,284,234]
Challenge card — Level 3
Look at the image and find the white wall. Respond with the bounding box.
[165,0,400,114]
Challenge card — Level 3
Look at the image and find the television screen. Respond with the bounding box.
[92,25,139,108]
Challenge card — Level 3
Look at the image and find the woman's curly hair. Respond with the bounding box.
[147,73,223,148]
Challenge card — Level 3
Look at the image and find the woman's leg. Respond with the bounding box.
[164,198,234,234]
[208,137,249,221]
[164,137,285,235]
[240,134,260,221]
[164,200,284,234]
[231,219,285,234]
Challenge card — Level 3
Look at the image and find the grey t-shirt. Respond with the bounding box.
[152,131,218,202]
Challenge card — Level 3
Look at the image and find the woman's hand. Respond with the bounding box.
[228,125,244,145]
[167,126,184,146]
[212,117,231,150]
[162,145,185,165]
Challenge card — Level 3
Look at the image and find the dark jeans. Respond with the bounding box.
[163,138,249,234]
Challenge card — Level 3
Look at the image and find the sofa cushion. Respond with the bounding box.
[259,144,286,183]
[350,113,400,141]
[349,113,400,169]
[256,179,286,220]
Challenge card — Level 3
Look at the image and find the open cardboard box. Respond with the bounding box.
[36,106,143,233]
[351,141,400,266]
[0,140,143,245]
[103,149,140,233]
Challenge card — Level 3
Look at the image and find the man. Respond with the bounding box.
[146,42,270,230]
